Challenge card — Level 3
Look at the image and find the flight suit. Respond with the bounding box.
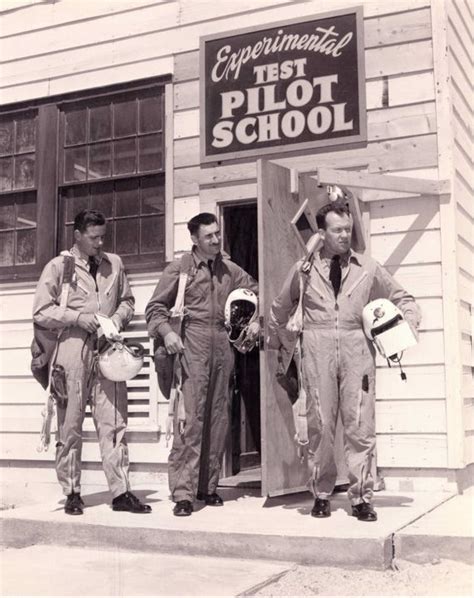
[269,250,420,505]
[146,249,258,502]
[33,248,134,497]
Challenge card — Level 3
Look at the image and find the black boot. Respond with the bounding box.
[112,491,152,513]
[351,502,377,522]
[173,500,193,517]
[196,492,224,506]
[311,498,331,518]
[65,492,84,516]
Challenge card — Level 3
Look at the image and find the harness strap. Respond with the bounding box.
[58,254,75,316]
[291,338,309,458]
[165,253,194,440]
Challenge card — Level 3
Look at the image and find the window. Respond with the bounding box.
[0,80,168,281]
[0,111,38,270]
[58,89,165,269]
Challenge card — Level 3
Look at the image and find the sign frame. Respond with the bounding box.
[199,6,367,164]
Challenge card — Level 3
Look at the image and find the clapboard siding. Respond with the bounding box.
[376,365,445,400]
[446,0,474,465]
[1,3,434,96]
[377,434,447,467]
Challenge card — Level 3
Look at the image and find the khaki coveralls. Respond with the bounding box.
[33,248,134,497]
[269,250,420,505]
[146,249,258,503]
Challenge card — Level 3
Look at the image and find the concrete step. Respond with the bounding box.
[395,488,474,565]
[0,483,458,570]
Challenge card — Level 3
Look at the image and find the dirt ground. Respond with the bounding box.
[251,558,473,596]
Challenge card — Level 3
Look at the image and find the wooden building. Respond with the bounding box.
[0,0,472,496]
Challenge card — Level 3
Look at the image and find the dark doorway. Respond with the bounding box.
[222,203,261,481]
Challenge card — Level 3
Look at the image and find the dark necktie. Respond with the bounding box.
[329,254,342,297]
[88,256,98,289]
[207,259,214,276]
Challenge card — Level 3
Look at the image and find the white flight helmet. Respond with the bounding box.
[362,299,417,360]
[98,340,145,381]
[224,289,258,354]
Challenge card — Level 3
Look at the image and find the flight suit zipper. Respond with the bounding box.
[334,301,340,372]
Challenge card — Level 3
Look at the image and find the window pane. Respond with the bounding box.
[116,218,138,255]
[65,147,87,182]
[15,117,36,153]
[114,100,137,138]
[115,179,139,217]
[65,109,87,146]
[0,121,13,155]
[0,157,13,191]
[90,105,111,141]
[66,186,89,221]
[141,215,164,254]
[91,182,113,218]
[16,228,36,264]
[0,232,14,265]
[139,96,162,133]
[141,177,164,214]
[58,223,74,252]
[14,155,35,189]
[16,194,36,228]
[104,222,114,252]
[138,134,162,173]
[113,138,136,175]
[0,200,15,230]
[89,142,111,179]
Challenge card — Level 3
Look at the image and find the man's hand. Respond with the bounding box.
[77,313,99,333]
[164,331,184,354]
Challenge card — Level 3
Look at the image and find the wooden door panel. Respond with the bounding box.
[257,159,309,496]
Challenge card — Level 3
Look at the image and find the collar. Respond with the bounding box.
[191,246,223,268]
[70,246,110,265]
[319,248,362,266]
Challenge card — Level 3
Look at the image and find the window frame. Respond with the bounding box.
[0,76,171,283]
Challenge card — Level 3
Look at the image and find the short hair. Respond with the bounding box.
[74,209,106,233]
[187,212,218,236]
[316,201,351,230]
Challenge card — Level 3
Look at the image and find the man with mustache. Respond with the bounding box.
[268,199,420,522]
[146,212,259,517]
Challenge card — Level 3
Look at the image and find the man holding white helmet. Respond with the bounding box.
[268,196,420,521]
[33,209,151,516]
[146,213,259,517]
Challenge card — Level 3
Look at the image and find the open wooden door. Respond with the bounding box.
[257,159,309,497]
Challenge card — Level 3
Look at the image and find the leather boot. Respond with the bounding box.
[311,498,331,518]
[351,502,377,522]
[112,491,152,513]
[173,500,193,516]
[65,492,84,516]
[196,492,224,506]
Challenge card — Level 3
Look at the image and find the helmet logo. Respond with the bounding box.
[373,306,385,323]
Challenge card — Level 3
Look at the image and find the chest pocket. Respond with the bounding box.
[103,272,118,297]
[345,271,369,298]
[75,280,90,296]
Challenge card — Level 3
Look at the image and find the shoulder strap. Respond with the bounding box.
[286,254,315,334]
[59,255,75,312]
[170,252,194,319]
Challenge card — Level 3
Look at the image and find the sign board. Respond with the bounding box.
[200,7,367,163]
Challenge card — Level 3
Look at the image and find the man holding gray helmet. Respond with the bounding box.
[33,208,151,516]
